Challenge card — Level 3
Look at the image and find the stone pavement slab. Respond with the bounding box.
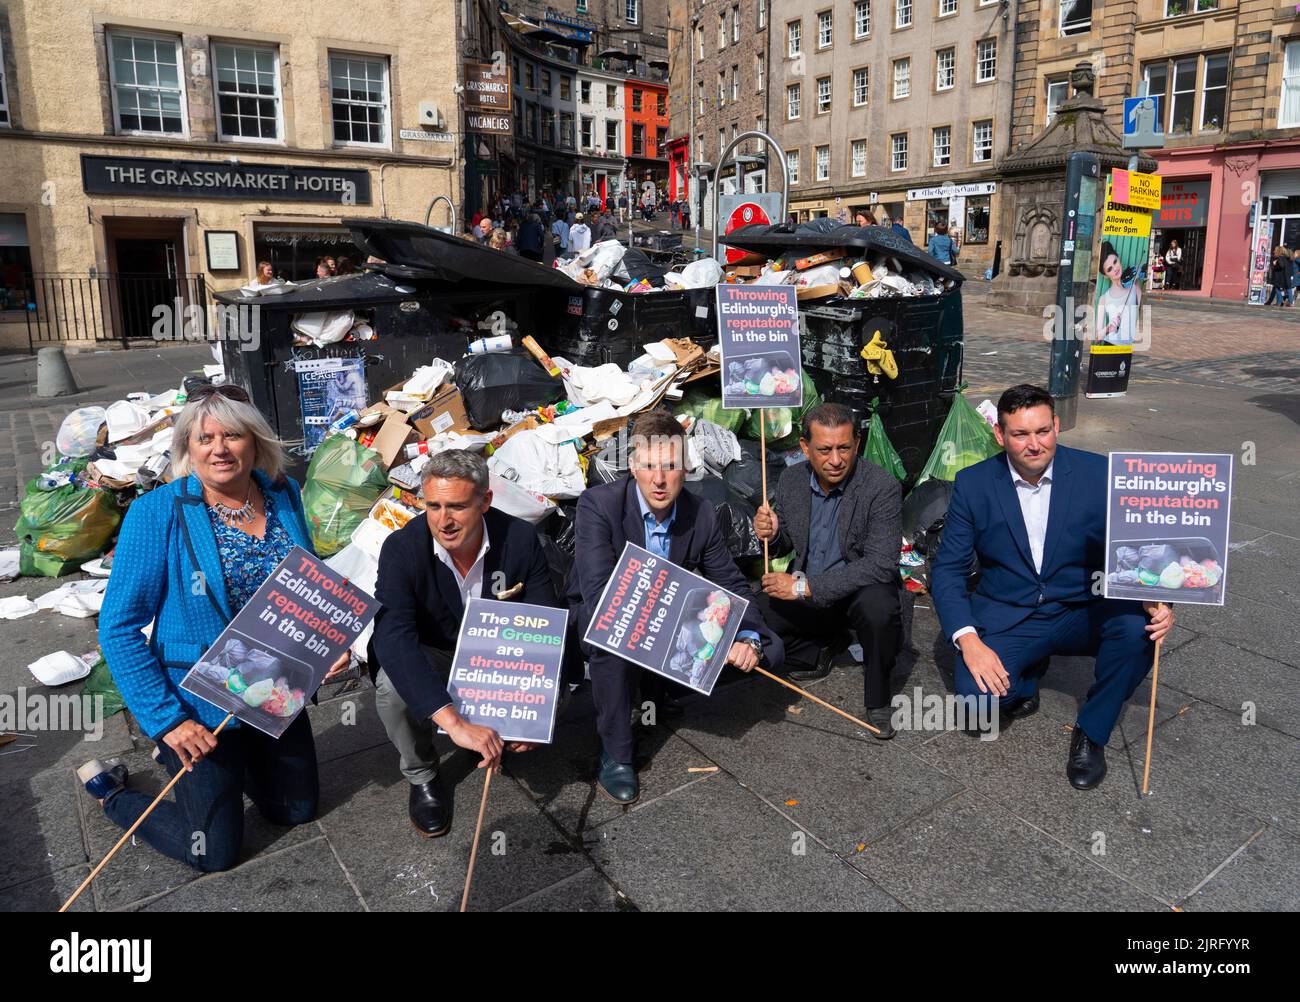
[1179,827,1300,912]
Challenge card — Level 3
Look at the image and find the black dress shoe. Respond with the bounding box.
[1066,726,1107,790]
[788,645,836,683]
[408,778,451,837]
[1004,694,1040,720]
[866,706,896,740]
[597,752,639,805]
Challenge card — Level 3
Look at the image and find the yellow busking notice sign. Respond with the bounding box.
[1111,169,1162,212]
[1101,180,1153,239]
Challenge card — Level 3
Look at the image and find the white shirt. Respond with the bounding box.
[951,457,1054,645]
[430,518,490,609]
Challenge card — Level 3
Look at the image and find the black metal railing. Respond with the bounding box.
[24,273,212,351]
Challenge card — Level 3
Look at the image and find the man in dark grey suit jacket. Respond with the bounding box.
[754,402,903,737]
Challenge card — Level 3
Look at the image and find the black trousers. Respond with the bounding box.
[754,583,901,709]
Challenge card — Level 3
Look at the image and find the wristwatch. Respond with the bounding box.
[741,637,764,662]
[793,577,808,600]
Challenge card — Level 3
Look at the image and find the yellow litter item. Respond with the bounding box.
[860,331,899,379]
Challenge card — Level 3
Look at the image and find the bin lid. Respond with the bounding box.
[345,218,584,292]
[211,270,417,308]
[720,221,964,284]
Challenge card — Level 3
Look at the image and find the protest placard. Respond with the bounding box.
[444,597,568,744]
[180,546,377,737]
[716,285,802,411]
[583,542,748,696]
[1104,452,1233,606]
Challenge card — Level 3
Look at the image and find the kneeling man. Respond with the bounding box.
[569,411,783,805]
[753,402,904,737]
[930,384,1174,788]
[371,450,566,836]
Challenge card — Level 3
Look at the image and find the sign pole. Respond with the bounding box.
[759,416,769,573]
[752,666,881,736]
[459,767,494,913]
[60,712,236,913]
[1140,602,1165,798]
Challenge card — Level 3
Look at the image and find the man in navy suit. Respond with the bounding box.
[569,411,784,805]
[931,385,1175,788]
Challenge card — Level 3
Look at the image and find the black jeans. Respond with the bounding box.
[754,583,901,709]
[103,712,318,872]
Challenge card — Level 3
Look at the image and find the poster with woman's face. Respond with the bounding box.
[1094,237,1146,346]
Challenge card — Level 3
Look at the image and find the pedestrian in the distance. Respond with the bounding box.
[1164,238,1184,291]
[1267,246,1290,306]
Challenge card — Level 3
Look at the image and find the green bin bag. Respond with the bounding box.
[914,389,1001,486]
[863,406,907,483]
[16,469,120,577]
[301,435,389,556]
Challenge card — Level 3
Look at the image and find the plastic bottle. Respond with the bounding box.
[501,408,533,424]
[468,334,512,354]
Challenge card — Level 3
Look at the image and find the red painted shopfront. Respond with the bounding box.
[1151,139,1300,301]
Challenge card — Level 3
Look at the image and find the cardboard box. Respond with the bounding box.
[407,383,470,439]
[369,412,417,468]
[795,250,845,270]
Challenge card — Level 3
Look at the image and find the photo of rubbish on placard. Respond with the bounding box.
[721,350,803,409]
[182,630,315,737]
[663,587,739,693]
[1105,537,1225,604]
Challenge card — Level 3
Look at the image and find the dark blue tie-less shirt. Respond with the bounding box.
[806,471,846,577]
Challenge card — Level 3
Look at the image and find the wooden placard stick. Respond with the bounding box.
[1140,602,1166,797]
[459,767,494,913]
[752,666,881,736]
[61,711,235,913]
[759,416,770,574]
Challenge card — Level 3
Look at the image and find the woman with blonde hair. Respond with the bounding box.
[488,227,514,253]
[85,384,346,872]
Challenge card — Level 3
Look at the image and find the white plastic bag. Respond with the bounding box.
[679,258,724,289]
[56,407,106,458]
[488,427,586,499]
[292,310,355,346]
[488,472,557,524]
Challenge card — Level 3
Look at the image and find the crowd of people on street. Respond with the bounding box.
[462,185,639,261]
[1265,243,1300,306]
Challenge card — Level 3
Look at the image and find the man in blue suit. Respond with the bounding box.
[931,384,1175,788]
[569,411,784,805]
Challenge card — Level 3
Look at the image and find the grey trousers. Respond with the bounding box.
[374,666,442,786]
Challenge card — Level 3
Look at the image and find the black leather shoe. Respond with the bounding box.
[788,645,836,683]
[866,706,896,740]
[597,752,639,805]
[1004,694,1040,720]
[408,778,451,837]
[1066,726,1107,790]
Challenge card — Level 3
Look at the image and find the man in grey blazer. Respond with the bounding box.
[754,402,904,737]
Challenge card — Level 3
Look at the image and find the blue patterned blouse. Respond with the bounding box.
[207,489,295,615]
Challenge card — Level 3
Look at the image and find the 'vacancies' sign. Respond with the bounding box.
[81,155,372,204]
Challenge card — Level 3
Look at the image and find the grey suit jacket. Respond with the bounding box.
[769,458,902,608]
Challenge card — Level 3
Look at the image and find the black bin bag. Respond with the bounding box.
[453,351,566,430]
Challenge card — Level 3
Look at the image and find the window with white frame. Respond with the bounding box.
[1164,0,1217,17]
[817,76,831,113]
[541,70,552,96]
[0,32,9,126]
[976,38,997,82]
[1200,53,1227,131]
[894,57,910,98]
[816,145,830,181]
[330,53,389,146]
[891,132,908,171]
[718,71,725,104]
[851,139,867,177]
[607,84,617,106]
[787,82,801,118]
[756,114,765,135]
[937,48,955,90]
[732,65,739,102]
[855,0,871,37]
[719,128,725,157]
[626,0,640,25]
[1046,79,1069,123]
[733,6,741,42]
[756,54,765,92]
[697,81,705,115]
[697,24,704,59]
[940,0,958,15]
[108,31,186,135]
[788,20,802,56]
[818,10,833,48]
[581,116,593,147]
[786,149,800,184]
[1283,41,1300,128]
[1060,0,1091,35]
[853,67,869,105]
[896,0,913,28]
[719,14,726,49]
[972,119,993,162]
[216,44,281,144]
[932,126,951,167]
[577,0,587,10]
[606,119,619,150]
[759,0,767,29]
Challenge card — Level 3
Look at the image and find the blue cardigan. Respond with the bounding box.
[98,471,315,740]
